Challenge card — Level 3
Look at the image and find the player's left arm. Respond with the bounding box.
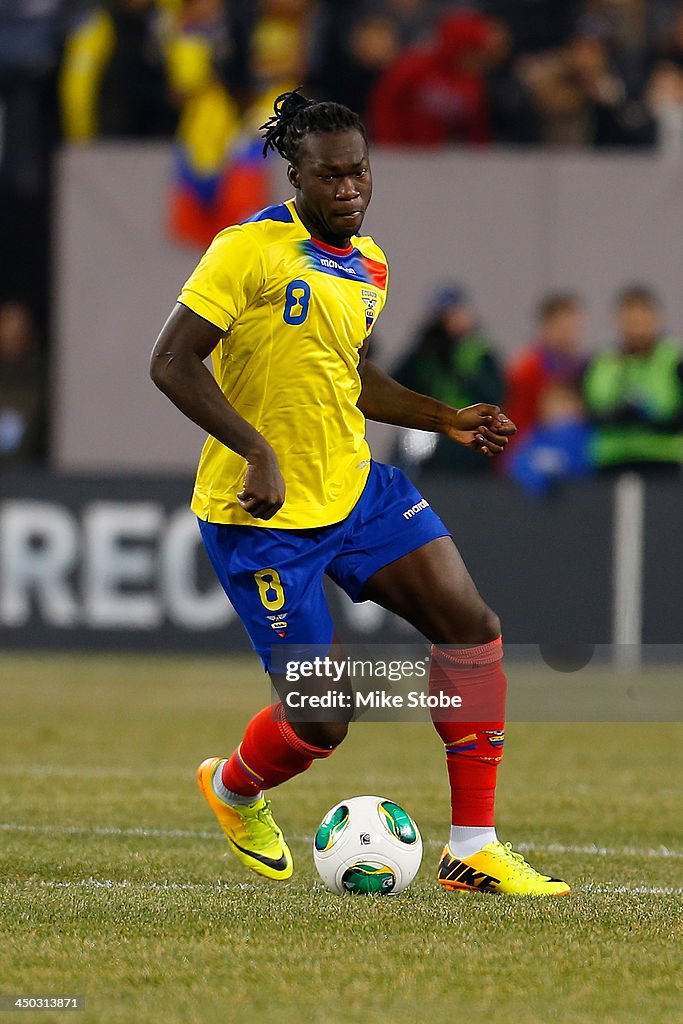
[358,346,516,457]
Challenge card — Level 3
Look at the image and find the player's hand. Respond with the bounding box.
[237,447,286,520]
[443,403,517,457]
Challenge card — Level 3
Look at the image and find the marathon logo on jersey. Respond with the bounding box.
[402,498,430,520]
[320,256,357,276]
[361,288,379,331]
[300,240,387,289]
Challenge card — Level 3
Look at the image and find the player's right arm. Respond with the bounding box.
[150,303,285,520]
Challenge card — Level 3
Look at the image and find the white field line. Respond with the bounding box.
[17,878,257,893]
[516,840,683,860]
[2,878,681,897]
[0,822,218,841]
[0,764,187,780]
[584,884,683,896]
[1,821,682,862]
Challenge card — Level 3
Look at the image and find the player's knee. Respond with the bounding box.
[291,720,349,750]
[443,603,501,645]
[461,602,500,644]
[479,606,502,643]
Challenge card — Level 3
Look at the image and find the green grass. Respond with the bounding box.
[0,654,681,1024]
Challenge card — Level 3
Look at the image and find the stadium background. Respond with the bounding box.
[1,4,682,1023]
[2,1,683,653]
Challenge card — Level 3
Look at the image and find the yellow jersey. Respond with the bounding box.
[178,198,389,528]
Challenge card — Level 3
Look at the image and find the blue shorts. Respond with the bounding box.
[199,461,449,669]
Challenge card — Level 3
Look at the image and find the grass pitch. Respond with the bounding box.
[0,654,681,1024]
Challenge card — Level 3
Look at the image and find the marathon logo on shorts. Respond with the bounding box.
[402,498,430,520]
[267,612,288,637]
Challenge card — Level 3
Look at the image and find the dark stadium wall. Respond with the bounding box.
[1,472,681,652]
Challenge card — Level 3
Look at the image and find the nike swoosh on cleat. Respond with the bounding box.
[230,840,289,872]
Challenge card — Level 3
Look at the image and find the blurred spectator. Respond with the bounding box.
[382,0,447,48]
[165,0,236,105]
[165,0,245,246]
[647,0,683,49]
[241,0,315,156]
[582,1,645,50]
[0,0,61,174]
[308,9,401,119]
[505,382,595,495]
[167,0,312,247]
[505,292,587,437]
[1,0,62,322]
[583,285,683,472]
[164,0,252,106]
[369,10,496,146]
[249,0,310,101]
[60,0,177,141]
[521,17,655,146]
[393,282,503,474]
[646,9,683,154]
[655,0,683,62]
[308,0,451,116]
[569,17,655,146]
[485,17,541,144]
[485,0,581,55]
[520,46,590,145]
[0,301,44,464]
[647,59,683,154]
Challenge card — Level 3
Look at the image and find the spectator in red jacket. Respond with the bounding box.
[505,292,587,437]
[369,10,496,146]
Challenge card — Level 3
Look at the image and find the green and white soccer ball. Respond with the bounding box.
[313,795,422,895]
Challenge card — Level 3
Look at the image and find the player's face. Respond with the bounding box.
[288,130,372,246]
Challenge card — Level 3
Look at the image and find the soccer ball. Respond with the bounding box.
[313,795,423,895]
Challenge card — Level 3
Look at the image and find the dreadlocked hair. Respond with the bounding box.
[260,87,367,163]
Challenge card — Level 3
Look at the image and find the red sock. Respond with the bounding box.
[429,638,507,827]
[221,704,335,796]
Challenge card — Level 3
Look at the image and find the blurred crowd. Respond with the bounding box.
[3,0,683,482]
[4,0,683,150]
[3,276,682,493]
[53,0,683,151]
[393,281,683,494]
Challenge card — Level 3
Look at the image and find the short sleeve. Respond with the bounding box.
[177,225,265,332]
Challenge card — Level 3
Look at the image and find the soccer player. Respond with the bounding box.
[151,89,569,896]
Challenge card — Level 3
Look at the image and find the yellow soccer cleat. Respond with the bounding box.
[196,757,293,880]
[437,840,570,896]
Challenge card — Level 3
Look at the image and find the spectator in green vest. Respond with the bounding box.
[583,285,683,473]
[393,282,503,476]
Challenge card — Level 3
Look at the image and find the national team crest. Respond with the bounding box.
[361,288,379,331]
